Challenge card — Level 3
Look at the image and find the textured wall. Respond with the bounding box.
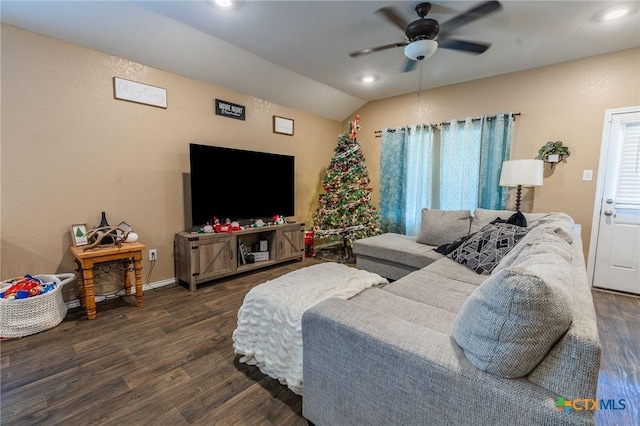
[349,48,640,258]
[1,25,341,297]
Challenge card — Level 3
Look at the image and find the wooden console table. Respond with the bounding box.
[69,242,145,319]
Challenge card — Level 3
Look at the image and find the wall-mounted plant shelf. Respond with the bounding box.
[537,141,570,169]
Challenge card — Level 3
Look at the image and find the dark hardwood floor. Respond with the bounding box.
[593,289,640,426]
[1,260,638,425]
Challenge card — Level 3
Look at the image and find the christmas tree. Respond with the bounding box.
[312,115,381,248]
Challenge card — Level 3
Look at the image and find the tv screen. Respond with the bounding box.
[189,144,295,226]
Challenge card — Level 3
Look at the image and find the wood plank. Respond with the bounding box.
[1,260,636,426]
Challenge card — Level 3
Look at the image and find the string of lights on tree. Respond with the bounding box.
[312,115,381,246]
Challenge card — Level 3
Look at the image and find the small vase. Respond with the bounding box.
[99,211,114,245]
[546,154,560,163]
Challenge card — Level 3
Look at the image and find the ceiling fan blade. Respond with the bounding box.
[376,6,409,33]
[438,1,502,37]
[401,58,417,73]
[349,41,409,58]
[438,38,491,54]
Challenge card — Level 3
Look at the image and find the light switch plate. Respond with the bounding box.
[583,170,593,181]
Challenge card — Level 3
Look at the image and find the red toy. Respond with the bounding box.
[1,275,47,300]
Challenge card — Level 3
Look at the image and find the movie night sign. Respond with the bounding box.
[215,99,246,121]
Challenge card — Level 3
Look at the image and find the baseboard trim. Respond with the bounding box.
[65,277,176,309]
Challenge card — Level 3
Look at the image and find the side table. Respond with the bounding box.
[69,242,146,319]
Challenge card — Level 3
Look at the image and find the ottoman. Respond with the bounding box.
[232,262,387,394]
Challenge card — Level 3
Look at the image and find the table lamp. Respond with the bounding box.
[499,159,544,211]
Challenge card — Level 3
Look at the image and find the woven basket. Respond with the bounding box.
[0,273,75,338]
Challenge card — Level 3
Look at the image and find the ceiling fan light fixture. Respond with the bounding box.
[404,39,438,61]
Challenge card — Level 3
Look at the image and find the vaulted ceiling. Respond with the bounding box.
[2,1,639,121]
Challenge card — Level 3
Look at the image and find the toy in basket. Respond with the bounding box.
[0,273,75,338]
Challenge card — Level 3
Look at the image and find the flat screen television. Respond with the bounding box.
[189,143,295,227]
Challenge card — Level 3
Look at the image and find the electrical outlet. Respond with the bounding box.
[149,249,158,261]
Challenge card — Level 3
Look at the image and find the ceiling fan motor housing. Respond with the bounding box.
[405,18,439,41]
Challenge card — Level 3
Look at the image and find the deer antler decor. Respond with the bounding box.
[81,226,130,251]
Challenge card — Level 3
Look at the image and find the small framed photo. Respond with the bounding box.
[71,224,89,247]
[117,221,131,239]
[273,116,294,136]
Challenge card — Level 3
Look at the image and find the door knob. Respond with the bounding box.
[604,210,613,216]
[606,198,614,204]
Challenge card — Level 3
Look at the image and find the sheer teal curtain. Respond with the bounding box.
[404,125,436,235]
[379,128,406,234]
[478,114,513,209]
[380,113,515,235]
[379,125,436,234]
[440,118,482,211]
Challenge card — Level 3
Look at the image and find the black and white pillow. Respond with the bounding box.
[447,223,530,275]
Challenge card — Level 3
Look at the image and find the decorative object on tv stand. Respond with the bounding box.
[499,159,544,212]
[537,141,570,168]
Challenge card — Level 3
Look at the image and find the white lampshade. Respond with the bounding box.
[404,39,438,61]
[499,159,544,187]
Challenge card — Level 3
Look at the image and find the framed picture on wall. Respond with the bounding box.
[273,116,294,136]
[71,224,89,247]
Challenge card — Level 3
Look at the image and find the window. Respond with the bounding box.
[379,114,515,235]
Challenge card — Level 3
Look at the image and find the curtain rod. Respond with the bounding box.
[374,113,521,137]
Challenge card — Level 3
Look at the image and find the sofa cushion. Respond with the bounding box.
[350,288,457,334]
[452,267,574,378]
[424,258,487,286]
[416,209,471,246]
[382,266,479,314]
[353,233,443,270]
[447,223,529,275]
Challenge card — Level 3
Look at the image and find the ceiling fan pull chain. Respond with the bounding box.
[418,60,424,96]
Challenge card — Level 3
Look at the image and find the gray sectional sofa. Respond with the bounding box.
[302,209,601,425]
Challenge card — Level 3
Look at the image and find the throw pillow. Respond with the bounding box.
[434,232,475,255]
[447,223,529,275]
[471,208,548,233]
[416,209,472,247]
[492,226,574,275]
[490,211,527,227]
[452,267,574,378]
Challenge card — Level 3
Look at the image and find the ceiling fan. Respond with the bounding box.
[349,1,503,72]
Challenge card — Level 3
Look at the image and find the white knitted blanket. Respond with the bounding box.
[232,262,388,395]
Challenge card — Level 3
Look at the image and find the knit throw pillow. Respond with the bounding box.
[452,267,574,378]
[447,223,529,275]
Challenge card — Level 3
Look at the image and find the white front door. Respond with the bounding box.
[589,107,640,294]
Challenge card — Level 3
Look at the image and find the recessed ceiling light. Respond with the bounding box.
[358,75,379,83]
[214,0,234,8]
[604,8,628,20]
